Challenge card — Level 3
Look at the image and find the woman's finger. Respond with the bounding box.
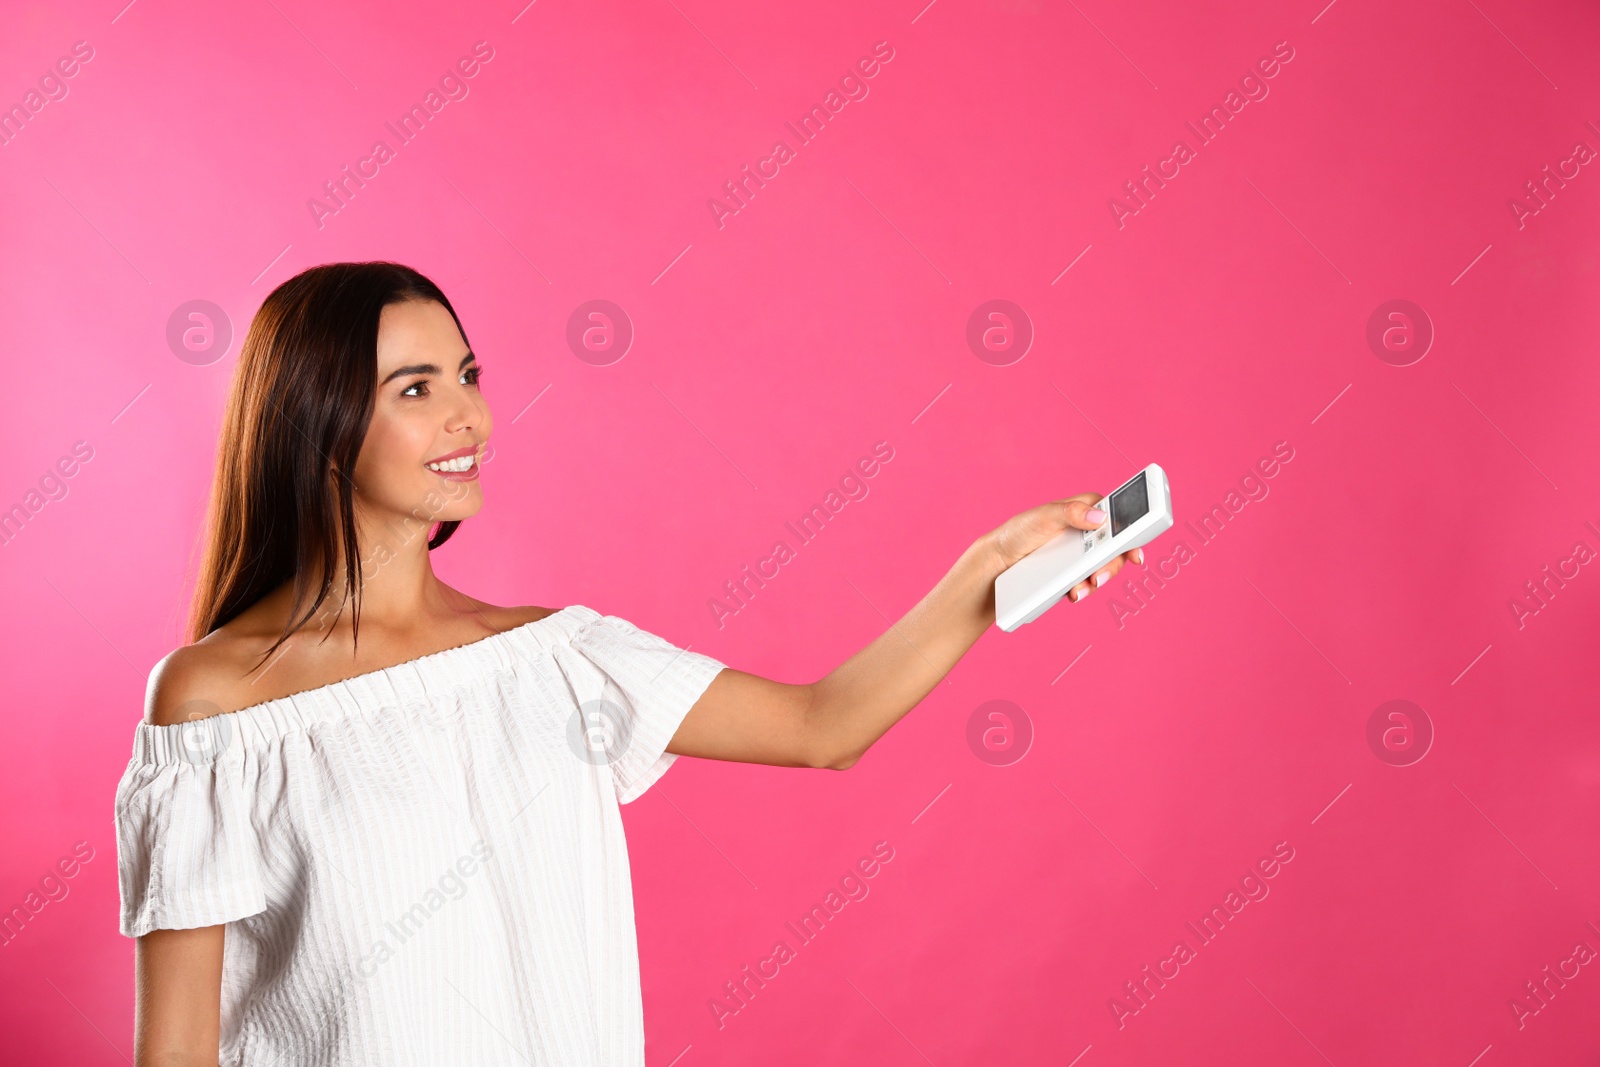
[1059,496,1108,532]
[1071,553,1127,601]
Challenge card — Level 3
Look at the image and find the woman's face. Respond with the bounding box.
[351,298,492,529]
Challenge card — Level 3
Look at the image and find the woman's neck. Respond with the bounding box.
[287,514,458,635]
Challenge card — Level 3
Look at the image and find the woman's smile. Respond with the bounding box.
[423,443,483,481]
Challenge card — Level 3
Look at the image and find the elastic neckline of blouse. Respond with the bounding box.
[128,604,604,766]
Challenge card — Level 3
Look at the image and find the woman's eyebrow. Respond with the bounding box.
[380,351,475,386]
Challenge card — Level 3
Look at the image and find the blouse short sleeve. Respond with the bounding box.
[114,718,267,938]
[563,613,727,803]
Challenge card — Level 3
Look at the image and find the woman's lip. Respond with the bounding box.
[424,444,482,464]
[429,464,480,482]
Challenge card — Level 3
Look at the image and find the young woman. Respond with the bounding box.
[115,261,1140,1066]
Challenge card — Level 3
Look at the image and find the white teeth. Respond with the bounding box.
[427,455,475,472]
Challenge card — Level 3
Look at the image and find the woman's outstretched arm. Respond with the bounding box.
[667,493,1141,770]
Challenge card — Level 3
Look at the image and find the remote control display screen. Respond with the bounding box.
[1110,473,1149,536]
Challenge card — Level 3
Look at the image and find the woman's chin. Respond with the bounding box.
[370,482,485,526]
[430,496,484,522]
[417,473,483,505]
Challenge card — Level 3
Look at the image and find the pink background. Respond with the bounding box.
[3,0,1599,1063]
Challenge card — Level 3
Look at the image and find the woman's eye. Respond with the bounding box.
[463,366,483,386]
[402,380,429,397]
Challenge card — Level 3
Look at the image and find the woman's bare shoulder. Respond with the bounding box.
[143,629,268,727]
[143,600,564,727]
[474,602,563,631]
[144,585,313,725]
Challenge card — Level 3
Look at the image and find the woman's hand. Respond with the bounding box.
[983,493,1144,603]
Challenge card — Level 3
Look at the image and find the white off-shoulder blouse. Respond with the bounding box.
[114,605,726,1067]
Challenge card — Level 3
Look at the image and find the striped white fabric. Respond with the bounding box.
[114,605,726,1067]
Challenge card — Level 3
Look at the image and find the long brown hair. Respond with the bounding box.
[188,261,471,661]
